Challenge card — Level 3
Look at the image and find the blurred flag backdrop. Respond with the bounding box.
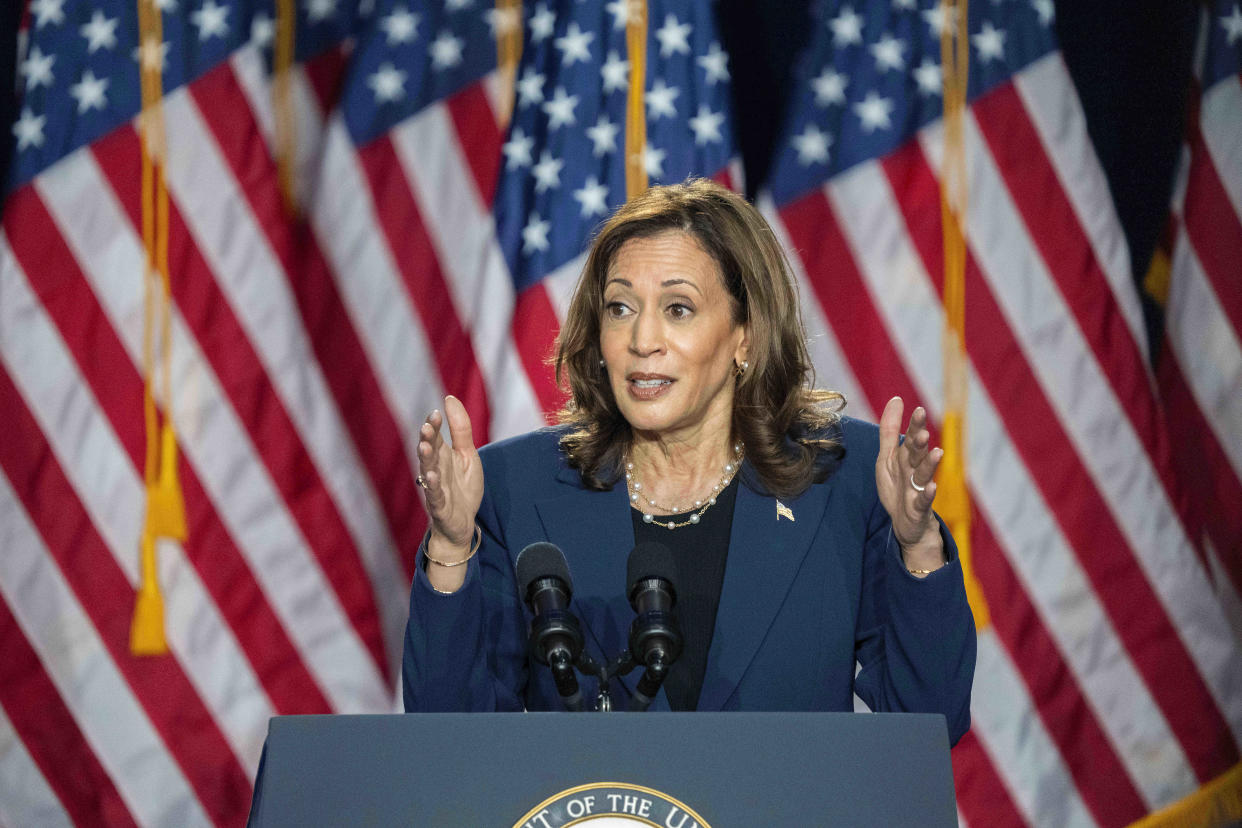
[0,0,1239,826]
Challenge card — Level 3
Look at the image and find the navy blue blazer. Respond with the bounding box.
[402,417,976,744]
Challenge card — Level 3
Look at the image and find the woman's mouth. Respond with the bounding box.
[627,374,674,400]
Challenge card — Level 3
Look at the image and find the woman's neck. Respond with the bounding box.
[627,427,739,513]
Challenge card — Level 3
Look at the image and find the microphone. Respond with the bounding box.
[626,543,683,711]
[515,542,585,711]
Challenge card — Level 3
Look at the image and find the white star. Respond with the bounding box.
[69,69,109,113]
[30,0,65,28]
[192,0,230,40]
[529,3,555,42]
[812,67,847,106]
[19,45,55,91]
[152,0,178,11]
[646,79,679,120]
[368,62,406,102]
[555,22,594,65]
[135,37,171,72]
[792,123,831,165]
[1032,0,1055,26]
[688,105,724,145]
[892,0,916,9]
[972,21,1006,64]
[601,50,629,94]
[307,0,336,22]
[574,176,610,218]
[484,5,520,38]
[445,0,472,10]
[853,91,894,132]
[870,34,905,72]
[12,108,46,151]
[642,145,667,179]
[380,6,419,45]
[1222,5,1242,45]
[697,42,729,85]
[913,58,941,96]
[80,11,119,53]
[922,5,956,37]
[829,6,864,47]
[542,86,579,129]
[606,0,640,29]
[586,114,619,156]
[655,14,692,57]
[502,127,534,169]
[522,214,550,254]
[430,31,464,69]
[517,67,545,106]
[532,150,563,192]
[251,13,274,47]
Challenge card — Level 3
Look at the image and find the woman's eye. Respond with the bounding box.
[604,301,630,319]
[667,303,693,320]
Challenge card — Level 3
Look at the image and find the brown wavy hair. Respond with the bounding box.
[554,178,844,498]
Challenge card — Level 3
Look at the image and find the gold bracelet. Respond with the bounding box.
[424,526,481,568]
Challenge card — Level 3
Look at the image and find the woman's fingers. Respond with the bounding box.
[443,395,476,454]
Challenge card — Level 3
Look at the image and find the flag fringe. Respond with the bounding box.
[1129,762,1242,828]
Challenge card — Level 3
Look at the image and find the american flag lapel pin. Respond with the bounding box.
[776,500,795,522]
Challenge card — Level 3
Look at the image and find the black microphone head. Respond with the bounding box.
[627,542,679,600]
[516,541,572,598]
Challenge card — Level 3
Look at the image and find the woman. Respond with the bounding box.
[404,179,975,743]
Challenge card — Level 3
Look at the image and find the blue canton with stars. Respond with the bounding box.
[341,0,500,146]
[9,0,365,193]
[492,0,736,293]
[1204,1,1242,92]
[766,0,1058,208]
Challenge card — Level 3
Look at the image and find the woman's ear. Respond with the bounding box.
[734,323,750,368]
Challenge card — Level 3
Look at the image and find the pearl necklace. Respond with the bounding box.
[625,443,743,530]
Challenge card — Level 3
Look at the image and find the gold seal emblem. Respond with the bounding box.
[512,781,712,828]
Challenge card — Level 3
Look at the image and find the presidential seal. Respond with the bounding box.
[512,782,712,828]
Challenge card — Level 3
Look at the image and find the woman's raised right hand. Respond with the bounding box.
[417,395,484,579]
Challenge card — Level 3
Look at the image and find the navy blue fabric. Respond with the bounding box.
[402,416,976,745]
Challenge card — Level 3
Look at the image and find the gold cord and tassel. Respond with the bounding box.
[624,0,648,200]
[131,0,186,655]
[937,0,990,631]
[273,0,298,214]
[494,0,523,128]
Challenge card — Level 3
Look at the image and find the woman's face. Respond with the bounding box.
[600,231,748,443]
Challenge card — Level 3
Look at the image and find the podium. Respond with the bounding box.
[248,712,957,826]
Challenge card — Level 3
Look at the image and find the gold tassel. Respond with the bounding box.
[131,0,181,654]
[938,0,990,631]
[274,0,298,215]
[493,0,523,128]
[129,533,168,655]
[145,422,187,541]
[624,0,648,199]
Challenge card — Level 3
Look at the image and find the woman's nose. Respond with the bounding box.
[629,310,664,356]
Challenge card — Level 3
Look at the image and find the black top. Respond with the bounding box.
[630,475,740,711]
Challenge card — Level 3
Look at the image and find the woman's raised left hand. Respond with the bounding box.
[876,396,945,564]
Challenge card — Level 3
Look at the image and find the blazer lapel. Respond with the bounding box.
[696,470,833,711]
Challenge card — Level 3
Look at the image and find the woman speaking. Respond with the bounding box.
[403,179,975,743]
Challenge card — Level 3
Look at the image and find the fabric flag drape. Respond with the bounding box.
[760,1,1242,826]
[0,0,738,824]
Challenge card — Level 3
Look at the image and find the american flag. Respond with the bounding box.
[761,1,1242,826]
[1,0,737,824]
